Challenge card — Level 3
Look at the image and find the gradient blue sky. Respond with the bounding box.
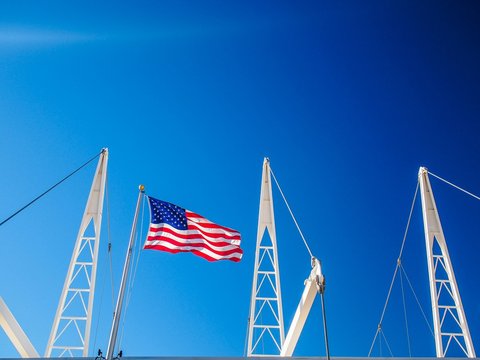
[1,1,480,358]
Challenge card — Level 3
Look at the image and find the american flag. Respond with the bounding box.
[144,196,243,262]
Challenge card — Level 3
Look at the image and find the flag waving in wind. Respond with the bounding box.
[144,196,243,262]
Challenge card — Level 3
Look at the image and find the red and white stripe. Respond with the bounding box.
[144,211,243,262]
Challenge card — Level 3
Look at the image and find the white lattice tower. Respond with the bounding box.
[45,149,108,357]
[418,167,476,358]
[247,158,285,356]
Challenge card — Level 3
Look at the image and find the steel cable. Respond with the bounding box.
[368,181,419,356]
[0,149,104,227]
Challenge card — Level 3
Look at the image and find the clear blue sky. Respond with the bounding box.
[1,1,480,358]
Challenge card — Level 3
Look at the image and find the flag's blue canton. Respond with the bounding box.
[148,197,188,230]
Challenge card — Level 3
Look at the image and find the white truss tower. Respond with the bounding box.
[248,158,285,356]
[418,167,476,358]
[45,149,108,357]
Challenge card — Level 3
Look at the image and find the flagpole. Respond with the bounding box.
[106,185,145,360]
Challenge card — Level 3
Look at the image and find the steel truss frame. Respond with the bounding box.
[419,167,475,358]
[247,158,285,356]
[45,149,108,357]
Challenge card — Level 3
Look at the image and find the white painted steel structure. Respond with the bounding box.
[247,159,328,357]
[419,167,476,358]
[0,297,39,358]
[45,149,109,357]
[280,258,324,357]
[248,158,285,356]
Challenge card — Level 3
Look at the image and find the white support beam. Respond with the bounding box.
[281,259,323,357]
[419,167,476,358]
[45,148,108,357]
[0,297,39,358]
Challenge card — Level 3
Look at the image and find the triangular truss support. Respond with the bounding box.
[247,158,285,356]
[45,149,108,357]
[419,167,476,358]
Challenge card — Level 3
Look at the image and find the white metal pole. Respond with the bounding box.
[280,258,324,357]
[106,185,145,360]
